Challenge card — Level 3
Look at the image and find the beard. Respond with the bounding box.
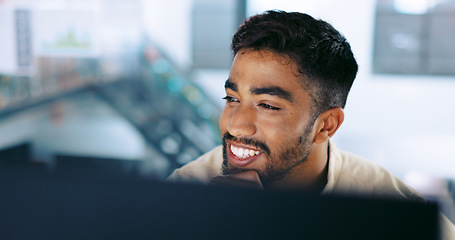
[221,121,314,188]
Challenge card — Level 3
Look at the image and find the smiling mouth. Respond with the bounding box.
[230,145,262,159]
[227,143,263,167]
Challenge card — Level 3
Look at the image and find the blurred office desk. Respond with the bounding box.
[0,166,439,240]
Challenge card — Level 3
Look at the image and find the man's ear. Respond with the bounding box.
[313,107,345,144]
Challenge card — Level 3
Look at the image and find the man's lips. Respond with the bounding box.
[227,142,263,167]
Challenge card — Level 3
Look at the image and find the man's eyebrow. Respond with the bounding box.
[250,86,294,102]
[224,79,237,91]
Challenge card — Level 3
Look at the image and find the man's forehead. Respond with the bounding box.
[231,50,307,85]
[226,49,312,102]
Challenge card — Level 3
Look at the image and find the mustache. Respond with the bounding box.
[223,132,270,155]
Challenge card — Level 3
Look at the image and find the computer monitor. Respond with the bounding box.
[0,166,439,240]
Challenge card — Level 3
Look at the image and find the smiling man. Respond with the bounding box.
[169,8,440,205]
[168,10,375,195]
[167,10,409,195]
[167,11,455,237]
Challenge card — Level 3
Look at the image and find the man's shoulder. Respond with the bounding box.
[166,145,223,184]
[328,143,423,201]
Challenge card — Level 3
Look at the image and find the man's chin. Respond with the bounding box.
[222,160,247,175]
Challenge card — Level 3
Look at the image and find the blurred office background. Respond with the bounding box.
[1,0,454,220]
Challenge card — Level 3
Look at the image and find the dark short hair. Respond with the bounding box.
[231,10,358,116]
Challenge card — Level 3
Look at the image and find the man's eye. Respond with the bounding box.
[222,96,239,103]
[259,103,280,111]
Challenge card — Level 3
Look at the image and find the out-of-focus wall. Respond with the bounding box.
[142,0,194,69]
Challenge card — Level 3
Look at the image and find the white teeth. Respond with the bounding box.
[231,145,238,156]
[230,145,261,159]
[238,148,244,157]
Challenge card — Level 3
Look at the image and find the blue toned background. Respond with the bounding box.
[1,0,454,222]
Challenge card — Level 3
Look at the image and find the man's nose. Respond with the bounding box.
[227,104,256,137]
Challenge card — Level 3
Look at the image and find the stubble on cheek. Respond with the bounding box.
[261,137,311,185]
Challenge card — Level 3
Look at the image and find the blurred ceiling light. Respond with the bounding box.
[393,0,433,14]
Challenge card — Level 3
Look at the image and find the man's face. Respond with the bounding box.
[220,49,317,186]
